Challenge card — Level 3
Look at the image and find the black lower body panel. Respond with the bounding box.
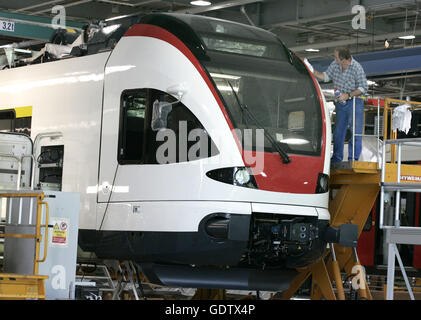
[78,213,251,266]
[78,213,329,291]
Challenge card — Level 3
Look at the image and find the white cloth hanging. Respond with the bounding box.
[391,103,412,134]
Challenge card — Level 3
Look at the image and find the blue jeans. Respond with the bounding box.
[332,98,364,162]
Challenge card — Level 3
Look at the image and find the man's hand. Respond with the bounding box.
[304,58,326,81]
[339,93,349,102]
[303,58,314,73]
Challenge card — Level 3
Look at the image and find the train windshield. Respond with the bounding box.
[174,14,323,156]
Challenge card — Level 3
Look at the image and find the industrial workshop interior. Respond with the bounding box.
[1,0,421,305]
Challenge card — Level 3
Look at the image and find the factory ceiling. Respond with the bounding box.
[1,0,421,99]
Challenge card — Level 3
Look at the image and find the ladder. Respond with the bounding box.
[379,138,421,300]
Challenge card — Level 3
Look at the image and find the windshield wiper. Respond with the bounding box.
[226,81,291,164]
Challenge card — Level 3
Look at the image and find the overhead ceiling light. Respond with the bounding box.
[398,35,415,40]
[105,15,129,22]
[14,48,32,54]
[190,1,211,6]
[305,48,320,52]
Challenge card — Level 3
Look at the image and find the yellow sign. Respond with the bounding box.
[51,219,68,246]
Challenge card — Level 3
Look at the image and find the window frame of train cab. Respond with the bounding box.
[117,88,219,165]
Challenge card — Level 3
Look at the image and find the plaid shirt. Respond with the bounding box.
[324,58,368,94]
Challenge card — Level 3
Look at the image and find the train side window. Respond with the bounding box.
[118,88,219,165]
[0,110,15,132]
[118,90,147,164]
[144,90,219,164]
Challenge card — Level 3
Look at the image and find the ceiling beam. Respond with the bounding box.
[0,10,85,41]
[95,0,162,7]
[280,24,352,38]
[264,0,421,30]
[32,0,94,15]
[290,29,421,52]
[177,0,263,14]
[13,0,66,13]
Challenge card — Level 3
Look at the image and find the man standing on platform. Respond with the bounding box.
[304,47,368,163]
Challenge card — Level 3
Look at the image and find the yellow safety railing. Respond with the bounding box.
[0,192,49,275]
[383,97,421,163]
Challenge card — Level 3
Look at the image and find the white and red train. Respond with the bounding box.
[0,13,337,291]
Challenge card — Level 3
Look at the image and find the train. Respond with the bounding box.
[0,13,350,291]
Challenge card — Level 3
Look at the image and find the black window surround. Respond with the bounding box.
[117,88,219,165]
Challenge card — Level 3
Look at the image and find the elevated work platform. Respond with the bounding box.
[282,160,381,300]
[283,155,421,299]
[283,97,421,300]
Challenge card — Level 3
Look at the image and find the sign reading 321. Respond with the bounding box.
[0,20,15,32]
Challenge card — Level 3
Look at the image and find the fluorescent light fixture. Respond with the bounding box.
[105,15,129,22]
[305,48,320,52]
[14,48,32,54]
[190,0,211,6]
[399,35,415,40]
[102,24,120,35]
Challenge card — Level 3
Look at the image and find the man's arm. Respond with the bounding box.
[304,58,332,82]
[313,70,326,81]
[355,64,368,95]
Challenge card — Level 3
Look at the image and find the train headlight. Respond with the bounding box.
[315,173,329,193]
[206,167,257,189]
[234,168,251,185]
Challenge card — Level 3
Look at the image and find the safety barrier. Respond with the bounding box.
[0,191,49,299]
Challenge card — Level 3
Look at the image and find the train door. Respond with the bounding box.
[0,132,33,190]
[0,130,64,192]
[98,86,216,203]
